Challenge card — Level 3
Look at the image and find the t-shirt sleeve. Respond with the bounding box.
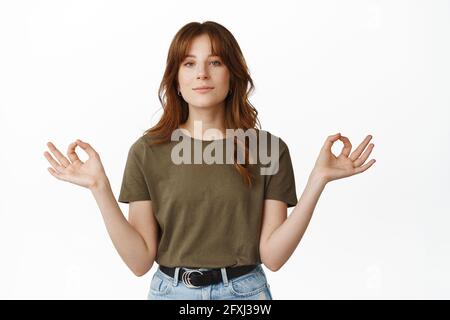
[118,139,152,203]
[264,138,298,207]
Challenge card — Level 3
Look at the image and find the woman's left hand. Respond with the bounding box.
[311,133,376,183]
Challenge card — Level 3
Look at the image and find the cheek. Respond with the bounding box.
[178,69,193,85]
[215,70,230,86]
[219,68,230,79]
[178,73,189,85]
[222,73,230,83]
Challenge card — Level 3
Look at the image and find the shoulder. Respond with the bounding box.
[125,134,155,158]
[129,132,164,149]
[255,129,289,153]
[128,133,175,157]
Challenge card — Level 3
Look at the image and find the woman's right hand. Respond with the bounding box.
[44,139,108,190]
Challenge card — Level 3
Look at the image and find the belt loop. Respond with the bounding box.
[173,267,180,286]
[220,267,229,287]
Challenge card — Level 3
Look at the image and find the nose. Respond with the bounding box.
[196,63,209,80]
[197,74,209,80]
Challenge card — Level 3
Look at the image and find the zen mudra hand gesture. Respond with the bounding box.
[310,133,376,183]
[44,139,108,189]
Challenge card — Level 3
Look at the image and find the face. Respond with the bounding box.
[177,34,230,109]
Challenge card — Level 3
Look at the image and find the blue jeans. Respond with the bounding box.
[147,264,273,300]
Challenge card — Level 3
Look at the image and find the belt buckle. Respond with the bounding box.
[182,269,203,288]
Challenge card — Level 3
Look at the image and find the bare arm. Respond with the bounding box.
[259,133,376,271]
[44,139,157,277]
[259,174,326,271]
[90,178,157,276]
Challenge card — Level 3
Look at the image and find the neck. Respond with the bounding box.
[180,103,227,140]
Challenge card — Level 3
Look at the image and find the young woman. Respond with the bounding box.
[43,21,376,300]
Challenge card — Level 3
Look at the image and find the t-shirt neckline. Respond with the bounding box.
[179,129,230,143]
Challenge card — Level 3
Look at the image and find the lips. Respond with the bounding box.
[193,86,214,90]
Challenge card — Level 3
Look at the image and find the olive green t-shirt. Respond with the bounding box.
[118,129,297,268]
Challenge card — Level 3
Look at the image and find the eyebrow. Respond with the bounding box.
[184,54,220,58]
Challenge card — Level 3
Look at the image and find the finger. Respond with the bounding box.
[47,166,64,180]
[75,139,97,158]
[67,141,82,164]
[322,133,341,152]
[350,135,373,161]
[47,166,71,183]
[43,150,66,173]
[353,143,375,167]
[353,158,376,175]
[46,142,71,167]
[338,136,352,158]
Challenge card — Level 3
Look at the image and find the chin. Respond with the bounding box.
[188,99,224,109]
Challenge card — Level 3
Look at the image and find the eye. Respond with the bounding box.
[183,60,222,67]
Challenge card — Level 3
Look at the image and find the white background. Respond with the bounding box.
[0,0,449,299]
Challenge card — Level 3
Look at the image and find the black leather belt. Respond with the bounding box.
[159,264,258,288]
